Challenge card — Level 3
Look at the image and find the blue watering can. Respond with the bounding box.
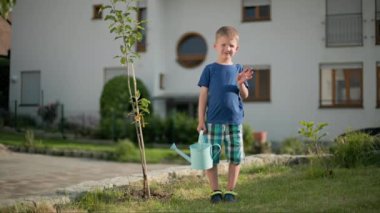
[170,130,221,170]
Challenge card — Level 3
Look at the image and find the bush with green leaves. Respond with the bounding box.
[141,114,168,144]
[243,124,254,153]
[298,121,333,177]
[373,135,380,150]
[114,139,138,162]
[16,114,38,128]
[166,112,198,145]
[280,137,305,155]
[121,112,197,145]
[333,132,376,168]
[99,76,151,140]
[37,102,59,125]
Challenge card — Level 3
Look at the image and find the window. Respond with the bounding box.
[242,0,271,22]
[377,63,380,107]
[104,67,125,84]
[176,33,207,68]
[166,98,198,118]
[376,0,380,45]
[320,63,363,108]
[326,0,363,47]
[136,1,147,52]
[92,4,103,20]
[245,65,271,102]
[159,73,165,90]
[20,71,40,106]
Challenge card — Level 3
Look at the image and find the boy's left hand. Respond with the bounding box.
[237,68,254,85]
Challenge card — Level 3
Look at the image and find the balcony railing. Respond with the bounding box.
[326,13,363,47]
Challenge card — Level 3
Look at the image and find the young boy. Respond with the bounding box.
[197,26,253,203]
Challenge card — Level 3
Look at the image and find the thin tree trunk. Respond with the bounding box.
[129,63,150,198]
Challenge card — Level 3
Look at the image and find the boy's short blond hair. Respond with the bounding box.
[215,26,239,42]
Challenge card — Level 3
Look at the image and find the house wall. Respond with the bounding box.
[10,0,380,142]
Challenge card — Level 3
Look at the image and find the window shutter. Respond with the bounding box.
[21,71,40,105]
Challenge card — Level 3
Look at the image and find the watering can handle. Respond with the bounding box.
[211,144,221,160]
[198,130,204,144]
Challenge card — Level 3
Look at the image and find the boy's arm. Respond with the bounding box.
[239,83,249,99]
[197,86,208,132]
[237,68,254,99]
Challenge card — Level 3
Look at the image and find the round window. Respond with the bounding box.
[176,33,207,68]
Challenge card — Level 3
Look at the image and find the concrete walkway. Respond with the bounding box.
[0,151,174,203]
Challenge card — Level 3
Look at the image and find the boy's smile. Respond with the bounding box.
[214,36,239,64]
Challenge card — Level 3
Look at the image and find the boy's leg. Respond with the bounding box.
[227,163,240,191]
[224,124,244,191]
[205,123,222,191]
[206,166,219,191]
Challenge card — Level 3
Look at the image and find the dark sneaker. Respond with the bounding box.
[210,191,223,204]
[223,191,237,203]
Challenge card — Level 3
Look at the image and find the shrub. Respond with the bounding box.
[99,76,151,140]
[166,112,198,145]
[298,121,332,177]
[37,102,59,124]
[252,140,272,154]
[243,123,254,153]
[114,139,138,162]
[12,114,37,128]
[280,137,305,155]
[333,132,376,168]
[373,135,380,150]
[23,129,42,148]
[1,111,37,129]
[142,114,167,144]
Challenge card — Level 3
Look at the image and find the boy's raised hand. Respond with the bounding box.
[237,67,254,85]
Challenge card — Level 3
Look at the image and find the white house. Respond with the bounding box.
[9,0,380,142]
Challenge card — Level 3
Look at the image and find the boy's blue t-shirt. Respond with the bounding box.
[198,63,248,125]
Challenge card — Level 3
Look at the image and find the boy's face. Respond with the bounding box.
[214,35,239,62]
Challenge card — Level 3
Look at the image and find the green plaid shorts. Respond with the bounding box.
[204,123,245,165]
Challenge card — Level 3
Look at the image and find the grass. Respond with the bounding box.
[0,131,114,152]
[9,164,375,213]
[0,130,187,164]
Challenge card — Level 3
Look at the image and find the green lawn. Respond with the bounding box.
[1,129,380,212]
[18,165,378,212]
[0,130,186,164]
[0,131,114,152]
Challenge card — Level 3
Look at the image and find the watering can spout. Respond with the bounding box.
[170,143,191,163]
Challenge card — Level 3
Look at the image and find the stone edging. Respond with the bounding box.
[0,154,310,208]
[7,146,114,160]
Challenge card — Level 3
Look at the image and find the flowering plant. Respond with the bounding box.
[37,102,59,124]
